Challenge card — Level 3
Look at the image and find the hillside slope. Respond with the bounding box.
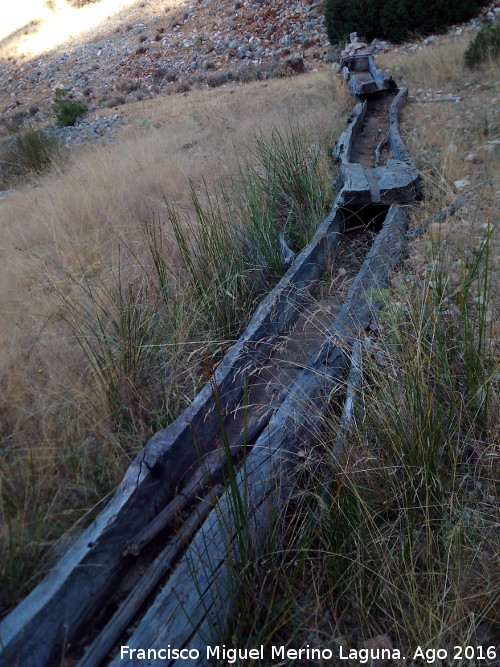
[1,0,497,129]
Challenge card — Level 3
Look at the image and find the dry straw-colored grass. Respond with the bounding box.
[0,70,350,613]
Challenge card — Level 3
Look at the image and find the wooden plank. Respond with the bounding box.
[76,487,223,667]
[333,101,367,164]
[319,337,368,511]
[122,414,270,557]
[112,205,408,666]
[367,56,397,92]
[407,191,474,239]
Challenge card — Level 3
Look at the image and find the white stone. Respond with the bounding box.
[453,178,471,191]
[478,144,496,155]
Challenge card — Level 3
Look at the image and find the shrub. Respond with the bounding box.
[13,125,60,173]
[52,87,88,127]
[236,62,265,83]
[0,125,59,182]
[152,67,167,83]
[205,70,236,88]
[464,21,500,68]
[65,0,101,6]
[100,95,126,108]
[325,0,489,44]
[172,81,191,94]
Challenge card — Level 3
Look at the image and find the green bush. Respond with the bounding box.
[325,0,382,44]
[464,21,500,68]
[52,88,88,127]
[325,0,488,44]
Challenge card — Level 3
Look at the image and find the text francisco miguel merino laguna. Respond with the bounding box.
[120,644,405,663]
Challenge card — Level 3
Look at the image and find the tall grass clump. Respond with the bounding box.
[168,127,333,339]
[46,246,192,439]
[217,206,499,659]
[0,124,59,185]
[12,125,60,173]
[248,127,332,252]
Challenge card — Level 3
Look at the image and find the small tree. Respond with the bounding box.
[51,87,88,127]
[464,21,500,68]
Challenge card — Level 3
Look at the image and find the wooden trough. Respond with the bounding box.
[107,204,408,667]
[0,50,422,667]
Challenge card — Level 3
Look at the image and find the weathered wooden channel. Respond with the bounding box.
[0,51,422,667]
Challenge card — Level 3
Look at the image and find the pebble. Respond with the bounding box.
[453,177,472,191]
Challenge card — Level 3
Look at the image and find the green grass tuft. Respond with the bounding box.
[0,124,59,185]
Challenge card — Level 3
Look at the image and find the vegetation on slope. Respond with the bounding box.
[465,20,500,68]
[325,0,489,44]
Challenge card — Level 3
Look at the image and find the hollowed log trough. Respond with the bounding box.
[0,51,421,667]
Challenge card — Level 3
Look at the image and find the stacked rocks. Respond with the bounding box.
[341,32,370,58]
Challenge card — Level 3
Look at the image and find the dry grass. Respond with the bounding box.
[0,70,350,614]
[379,37,499,203]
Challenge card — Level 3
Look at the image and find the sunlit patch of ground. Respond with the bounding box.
[0,0,177,59]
